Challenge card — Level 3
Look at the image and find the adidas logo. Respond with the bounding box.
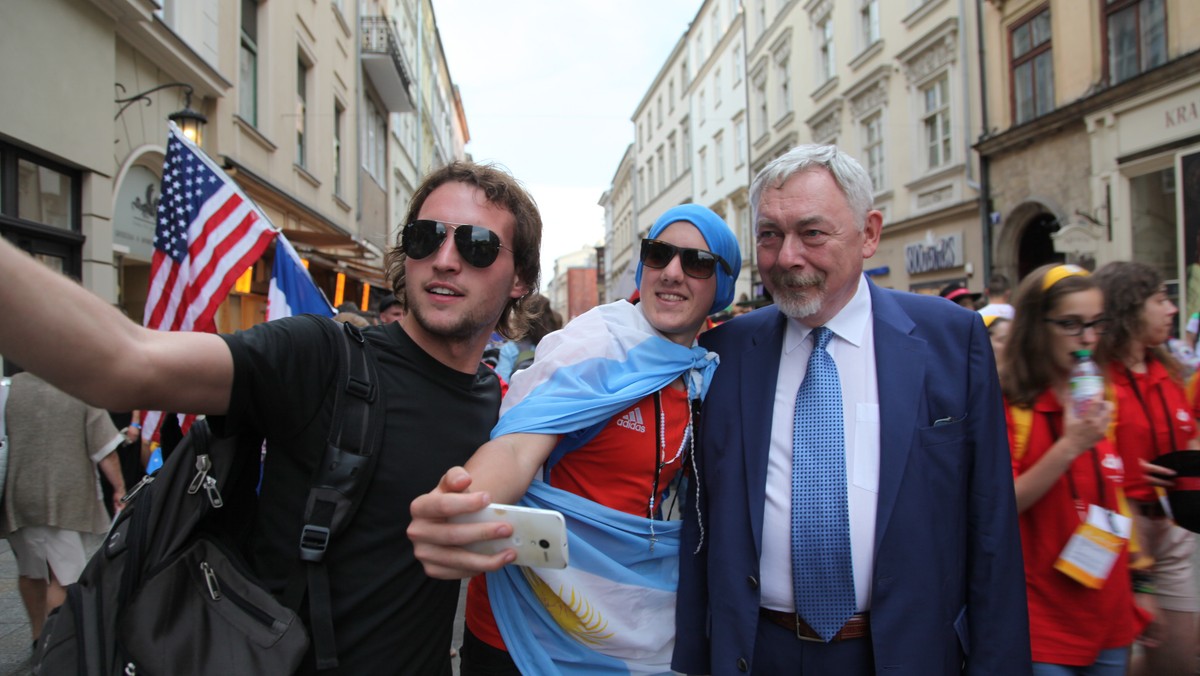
[616,407,646,433]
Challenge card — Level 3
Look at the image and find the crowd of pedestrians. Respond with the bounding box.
[1,144,1200,675]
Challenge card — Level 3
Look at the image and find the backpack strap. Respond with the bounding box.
[286,320,384,670]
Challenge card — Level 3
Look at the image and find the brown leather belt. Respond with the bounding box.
[759,608,870,642]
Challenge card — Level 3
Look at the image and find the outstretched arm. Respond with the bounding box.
[0,238,233,414]
[408,432,557,579]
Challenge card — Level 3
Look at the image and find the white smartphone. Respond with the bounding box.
[448,503,570,569]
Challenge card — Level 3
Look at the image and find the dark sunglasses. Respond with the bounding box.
[402,220,512,268]
[640,239,731,280]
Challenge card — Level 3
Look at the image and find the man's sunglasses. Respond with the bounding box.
[401,220,512,268]
[640,239,731,280]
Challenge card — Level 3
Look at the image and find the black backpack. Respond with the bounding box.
[34,319,384,675]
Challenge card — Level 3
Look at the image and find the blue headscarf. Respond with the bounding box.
[635,203,742,314]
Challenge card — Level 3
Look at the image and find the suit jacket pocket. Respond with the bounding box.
[918,416,967,448]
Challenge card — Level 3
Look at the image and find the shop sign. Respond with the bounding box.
[114,165,160,261]
[905,232,962,275]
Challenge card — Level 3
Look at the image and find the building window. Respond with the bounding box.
[700,89,707,125]
[777,57,791,115]
[711,7,721,42]
[1011,7,1054,124]
[818,16,835,83]
[754,75,768,133]
[669,134,678,180]
[333,100,344,196]
[715,132,725,183]
[862,112,884,191]
[733,45,744,84]
[361,96,386,182]
[657,147,665,193]
[734,115,746,166]
[239,0,259,125]
[647,157,655,198]
[860,0,880,50]
[696,30,706,66]
[9,155,78,232]
[922,75,952,170]
[682,122,692,161]
[657,96,663,128]
[757,0,767,39]
[699,146,708,193]
[715,69,723,107]
[296,57,309,168]
[669,80,676,112]
[681,59,690,87]
[1105,0,1166,85]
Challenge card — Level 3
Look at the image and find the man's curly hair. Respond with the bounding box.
[383,161,542,339]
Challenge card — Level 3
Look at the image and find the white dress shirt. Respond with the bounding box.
[759,275,880,614]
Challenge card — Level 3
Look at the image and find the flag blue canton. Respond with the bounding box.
[155,140,224,263]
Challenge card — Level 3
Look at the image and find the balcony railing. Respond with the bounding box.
[361,16,414,113]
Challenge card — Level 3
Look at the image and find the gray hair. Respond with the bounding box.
[749,144,875,231]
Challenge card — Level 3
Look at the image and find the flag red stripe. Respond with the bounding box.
[170,209,260,331]
[188,226,274,334]
[146,253,181,331]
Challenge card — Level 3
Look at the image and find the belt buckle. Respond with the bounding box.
[794,614,822,642]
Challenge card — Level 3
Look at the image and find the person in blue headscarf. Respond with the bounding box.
[409,204,741,675]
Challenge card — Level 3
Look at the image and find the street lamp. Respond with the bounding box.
[114,82,208,145]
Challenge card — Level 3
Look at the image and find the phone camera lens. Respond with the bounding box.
[538,539,550,549]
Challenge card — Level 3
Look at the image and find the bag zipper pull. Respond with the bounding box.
[188,454,212,495]
[121,474,155,503]
[200,561,222,600]
[202,475,224,508]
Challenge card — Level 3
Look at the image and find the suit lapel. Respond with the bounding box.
[869,284,925,551]
[741,309,786,559]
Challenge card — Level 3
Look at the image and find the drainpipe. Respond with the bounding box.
[974,0,994,280]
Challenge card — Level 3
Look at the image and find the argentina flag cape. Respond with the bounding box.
[488,300,717,674]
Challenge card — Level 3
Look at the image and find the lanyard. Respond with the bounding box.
[1043,411,1109,518]
[1124,365,1179,458]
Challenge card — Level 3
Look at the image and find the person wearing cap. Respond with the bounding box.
[376,294,405,324]
[1001,263,1150,674]
[1093,261,1200,676]
[940,282,983,309]
[408,203,742,674]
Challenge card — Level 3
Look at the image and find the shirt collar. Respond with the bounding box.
[784,274,873,353]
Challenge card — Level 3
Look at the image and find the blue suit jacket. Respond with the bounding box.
[672,280,1031,675]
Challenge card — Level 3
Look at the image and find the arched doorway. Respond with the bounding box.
[1016,211,1064,280]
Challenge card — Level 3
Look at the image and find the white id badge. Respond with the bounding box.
[1053,504,1131,589]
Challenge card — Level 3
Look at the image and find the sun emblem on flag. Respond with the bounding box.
[521,568,614,646]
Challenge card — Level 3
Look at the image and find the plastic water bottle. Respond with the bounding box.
[1069,350,1104,416]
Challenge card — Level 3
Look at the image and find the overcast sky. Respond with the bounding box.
[432,1,701,291]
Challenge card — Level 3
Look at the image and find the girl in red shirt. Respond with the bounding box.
[1000,264,1149,674]
[1094,261,1199,676]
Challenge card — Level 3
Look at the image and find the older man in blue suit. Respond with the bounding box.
[672,145,1031,675]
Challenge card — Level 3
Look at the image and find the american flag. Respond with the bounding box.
[142,123,277,439]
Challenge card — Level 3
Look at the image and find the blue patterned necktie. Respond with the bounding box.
[791,326,856,642]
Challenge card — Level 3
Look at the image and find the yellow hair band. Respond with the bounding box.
[1041,264,1089,291]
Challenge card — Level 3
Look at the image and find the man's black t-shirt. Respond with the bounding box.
[216,315,500,675]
